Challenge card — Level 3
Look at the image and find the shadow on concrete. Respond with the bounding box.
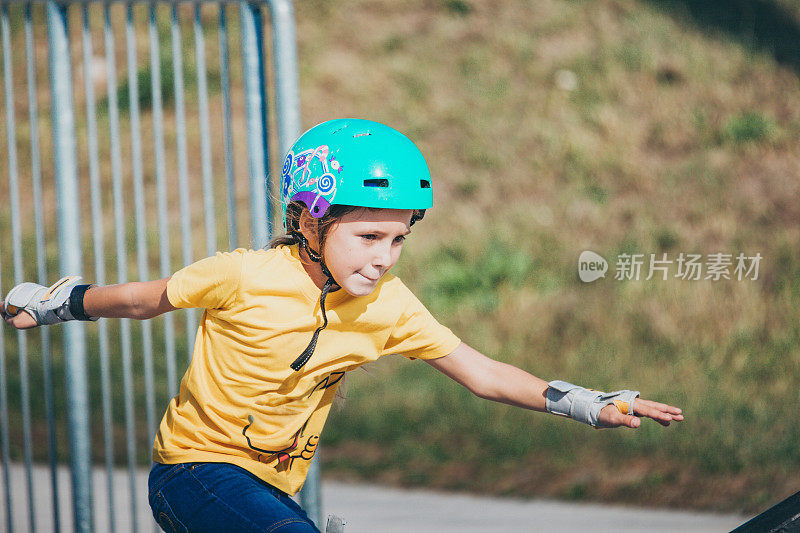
[645,0,800,72]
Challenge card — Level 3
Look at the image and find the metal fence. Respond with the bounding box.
[0,1,308,531]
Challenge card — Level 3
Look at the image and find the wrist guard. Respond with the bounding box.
[4,276,97,325]
[546,380,640,427]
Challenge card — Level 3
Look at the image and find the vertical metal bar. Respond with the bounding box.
[0,7,15,532]
[46,1,95,531]
[194,3,217,256]
[302,457,323,531]
[0,325,8,532]
[266,0,318,525]
[267,0,301,157]
[240,2,270,248]
[103,4,137,532]
[149,3,178,399]
[0,288,10,533]
[26,4,61,531]
[4,5,37,531]
[171,3,197,363]
[218,3,237,250]
[81,5,115,532]
[125,1,158,476]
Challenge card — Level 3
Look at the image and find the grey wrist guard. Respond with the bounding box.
[4,276,97,325]
[546,380,640,427]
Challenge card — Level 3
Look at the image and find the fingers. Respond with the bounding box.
[13,312,39,329]
[622,413,640,428]
[634,398,684,418]
[632,398,684,426]
[0,301,38,330]
[0,300,11,324]
[598,398,684,429]
[635,398,683,416]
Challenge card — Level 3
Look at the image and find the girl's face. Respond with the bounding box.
[314,208,413,297]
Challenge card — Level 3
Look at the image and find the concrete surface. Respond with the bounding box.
[4,463,748,532]
[322,481,748,533]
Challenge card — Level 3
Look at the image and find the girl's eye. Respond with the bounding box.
[393,235,406,244]
[360,234,377,241]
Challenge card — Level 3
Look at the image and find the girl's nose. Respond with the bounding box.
[373,243,393,269]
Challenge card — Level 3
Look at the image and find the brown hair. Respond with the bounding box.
[269,202,364,263]
[269,201,426,260]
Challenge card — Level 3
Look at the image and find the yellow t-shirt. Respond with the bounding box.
[152,244,461,495]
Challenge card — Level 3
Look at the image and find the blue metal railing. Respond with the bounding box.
[0,1,306,531]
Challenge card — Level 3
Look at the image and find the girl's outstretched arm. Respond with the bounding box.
[1,277,176,329]
[425,342,683,429]
[83,277,176,320]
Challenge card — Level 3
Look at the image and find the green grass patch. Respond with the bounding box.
[720,111,778,144]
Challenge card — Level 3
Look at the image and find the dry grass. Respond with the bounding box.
[300,0,800,512]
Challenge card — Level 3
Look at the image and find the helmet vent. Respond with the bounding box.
[353,132,371,138]
[364,178,389,188]
[420,179,431,188]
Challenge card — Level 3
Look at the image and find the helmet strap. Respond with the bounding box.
[290,275,335,371]
[298,231,322,262]
[292,231,340,372]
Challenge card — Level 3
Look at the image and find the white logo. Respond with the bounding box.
[578,251,608,283]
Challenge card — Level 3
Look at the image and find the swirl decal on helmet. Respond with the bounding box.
[281,153,293,197]
[316,173,335,194]
[282,152,293,177]
[284,145,339,218]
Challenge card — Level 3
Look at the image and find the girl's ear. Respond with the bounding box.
[298,208,320,248]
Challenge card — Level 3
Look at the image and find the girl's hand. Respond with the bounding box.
[597,398,684,429]
[0,300,39,329]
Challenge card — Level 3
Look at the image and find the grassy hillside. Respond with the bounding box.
[294,0,800,512]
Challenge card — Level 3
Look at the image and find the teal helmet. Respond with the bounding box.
[280,118,433,220]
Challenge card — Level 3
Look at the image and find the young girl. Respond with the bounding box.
[1,118,682,533]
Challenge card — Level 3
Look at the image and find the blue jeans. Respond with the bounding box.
[148,462,321,533]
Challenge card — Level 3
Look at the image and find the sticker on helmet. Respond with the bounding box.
[284,145,339,217]
[317,173,335,194]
